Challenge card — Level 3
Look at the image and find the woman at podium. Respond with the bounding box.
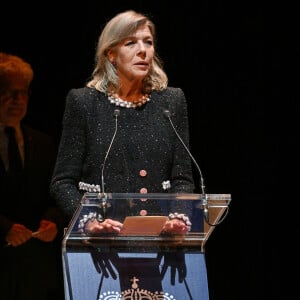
[50,10,195,235]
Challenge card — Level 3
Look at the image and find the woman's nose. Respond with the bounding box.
[137,41,146,53]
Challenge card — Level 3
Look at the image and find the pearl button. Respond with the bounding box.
[139,169,147,177]
[140,210,147,216]
[140,187,147,194]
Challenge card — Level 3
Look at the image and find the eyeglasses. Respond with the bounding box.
[0,89,30,100]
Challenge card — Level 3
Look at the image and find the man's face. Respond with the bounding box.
[0,76,29,126]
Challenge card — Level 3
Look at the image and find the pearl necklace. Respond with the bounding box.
[108,93,150,108]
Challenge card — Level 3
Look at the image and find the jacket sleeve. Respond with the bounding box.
[169,88,196,193]
[50,89,86,221]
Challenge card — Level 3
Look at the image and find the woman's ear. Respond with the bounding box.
[106,49,115,63]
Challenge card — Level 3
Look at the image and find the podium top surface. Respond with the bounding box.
[63,193,231,252]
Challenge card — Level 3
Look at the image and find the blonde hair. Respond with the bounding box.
[86,10,168,94]
[0,52,33,90]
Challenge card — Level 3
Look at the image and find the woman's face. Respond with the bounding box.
[110,24,154,83]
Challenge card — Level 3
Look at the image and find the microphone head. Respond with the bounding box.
[113,109,120,116]
[163,109,171,118]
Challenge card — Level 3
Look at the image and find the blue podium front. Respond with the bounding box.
[62,193,231,300]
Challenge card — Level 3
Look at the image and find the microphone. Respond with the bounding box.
[113,109,120,117]
[163,109,209,223]
[101,109,120,194]
[163,109,206,195]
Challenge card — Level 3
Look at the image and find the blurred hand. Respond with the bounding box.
[91,251,119,279]
[5,223,32,247]
[159,252,187,285]
[32,219,58,242]
[85,218,123,234]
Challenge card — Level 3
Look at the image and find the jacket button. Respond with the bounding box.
[139,169,147,177]
[140,210,147,216]
[140,187,147,194]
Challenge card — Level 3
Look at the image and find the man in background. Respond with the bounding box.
[0,52,65,299]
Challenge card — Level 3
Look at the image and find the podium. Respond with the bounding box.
[62,193,231,300]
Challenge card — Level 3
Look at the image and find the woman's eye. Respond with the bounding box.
[125,41,135,46]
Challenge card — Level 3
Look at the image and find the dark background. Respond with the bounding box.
[1,1,290,299]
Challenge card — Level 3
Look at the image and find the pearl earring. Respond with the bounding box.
[111,60,117,68]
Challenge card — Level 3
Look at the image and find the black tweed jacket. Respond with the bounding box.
[50,87,195,220]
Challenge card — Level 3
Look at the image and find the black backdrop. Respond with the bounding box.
[1,1,289,299]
